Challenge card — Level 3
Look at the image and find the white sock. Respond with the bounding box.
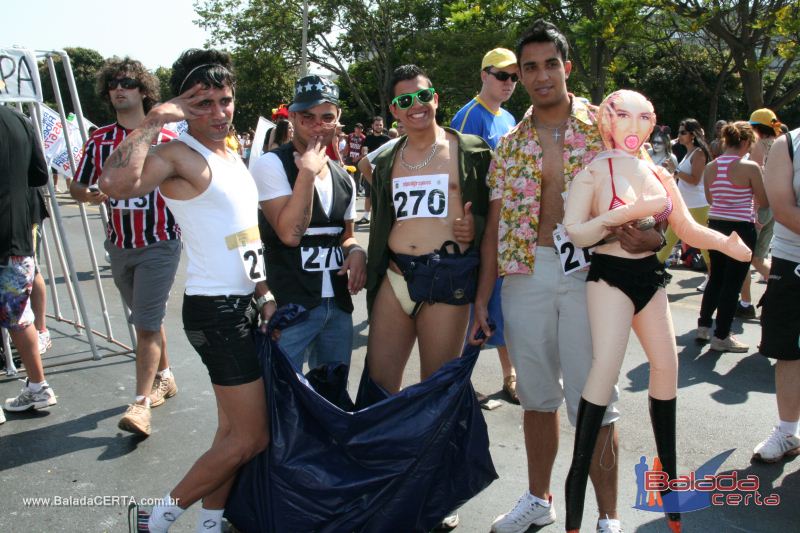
[134,395,151,407]
[27,380,47,393]
[197,507,224,532]
[158,368,172,379]
[779,420,799,437]
[529,492,550,507]
[740,300,751,307]
[148,493,184,532]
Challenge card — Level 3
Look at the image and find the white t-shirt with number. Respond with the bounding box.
[250,152,357,297]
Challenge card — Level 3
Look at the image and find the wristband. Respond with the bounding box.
[254,291,276,311]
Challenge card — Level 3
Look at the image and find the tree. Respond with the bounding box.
[194,0,448,123]
[668,0,800,112]
[39,47,111,125]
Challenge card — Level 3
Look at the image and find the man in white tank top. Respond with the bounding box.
[752,129,800,463]
[99,49,274,533]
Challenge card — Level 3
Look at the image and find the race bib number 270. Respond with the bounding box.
[392,174,448,221]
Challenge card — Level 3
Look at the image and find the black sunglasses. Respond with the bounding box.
[485,69,519,83]
[108,77,140,90]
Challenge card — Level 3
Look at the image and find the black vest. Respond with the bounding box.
[260,143,354,313]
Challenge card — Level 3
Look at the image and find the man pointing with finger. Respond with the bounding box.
[251,74,365,373]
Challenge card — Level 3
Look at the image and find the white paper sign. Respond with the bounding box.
[248,116,275,170]
[0,48,42,103]
[392,174,448,220]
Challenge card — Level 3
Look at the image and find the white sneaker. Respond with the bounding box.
[753,426,800,463]
[597,516,623,533]
[710,335,749,353]
[4,379,57,411]
[0,408,5,424]
[695,326,711,342]
[491,492,556,533]
[38,329,52,355]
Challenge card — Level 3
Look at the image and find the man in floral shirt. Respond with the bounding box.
[470,20,663,533]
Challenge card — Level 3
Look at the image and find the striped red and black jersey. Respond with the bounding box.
[76,123,180,249]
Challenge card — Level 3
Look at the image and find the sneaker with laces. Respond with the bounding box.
[735,302,756,319]
[710,335,749,353]
[752,426,800,463]
[597,516,623,533]
[695,326,711,342]
[491,492,556,533]
[127,501,150,532]
[37,329,52,355]
[149,374,178,408]
[4,379,57,411]
[118,403,152,436]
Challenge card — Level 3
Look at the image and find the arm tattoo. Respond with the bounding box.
[292,206,312,239]
[107,123,161,169]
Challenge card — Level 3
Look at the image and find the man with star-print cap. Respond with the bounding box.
[250,74,365,374]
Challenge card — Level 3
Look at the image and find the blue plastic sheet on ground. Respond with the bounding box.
[225,305,497,533]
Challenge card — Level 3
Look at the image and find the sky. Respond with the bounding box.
[2,0,215,69]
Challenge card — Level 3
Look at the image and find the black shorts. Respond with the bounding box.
[182,293,262,386]
[587,253,667,314]
[759,257,800,360]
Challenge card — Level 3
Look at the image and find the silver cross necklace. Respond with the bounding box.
[534,119,568,142]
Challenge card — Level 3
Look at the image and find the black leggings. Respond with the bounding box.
[698,219,757,338]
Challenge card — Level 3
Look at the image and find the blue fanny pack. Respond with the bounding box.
[392,241,479,306]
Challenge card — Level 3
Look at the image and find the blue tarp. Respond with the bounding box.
[225,306,497,533]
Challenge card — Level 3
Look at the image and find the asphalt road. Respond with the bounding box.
[1,194,797,532]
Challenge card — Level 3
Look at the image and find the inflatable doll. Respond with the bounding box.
[562,90,751,533]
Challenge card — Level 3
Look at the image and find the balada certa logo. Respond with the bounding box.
[634,449,780,513]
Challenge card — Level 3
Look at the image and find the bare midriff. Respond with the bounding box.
[387,134,467,273]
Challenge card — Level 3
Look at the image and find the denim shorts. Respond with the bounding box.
[182,293,262,386]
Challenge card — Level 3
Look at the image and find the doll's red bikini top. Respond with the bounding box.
[607,159,673,222]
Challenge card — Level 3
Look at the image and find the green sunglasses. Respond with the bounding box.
[391,87,436,109]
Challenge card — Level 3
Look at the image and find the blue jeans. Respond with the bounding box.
[278,298,353,371]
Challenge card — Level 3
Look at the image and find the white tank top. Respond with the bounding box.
[164,133,262,296]
[773,128,800,263]
[676,148,708,208]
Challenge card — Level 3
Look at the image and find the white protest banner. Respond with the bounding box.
[248,116,275,170]
[0,48,42,103]
[40,105,90,178]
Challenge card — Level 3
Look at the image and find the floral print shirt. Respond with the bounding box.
[488,96,604,275]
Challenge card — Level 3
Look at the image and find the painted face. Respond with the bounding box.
[188,84,234,143]
[599,90,655,153]
[290,102,339,148]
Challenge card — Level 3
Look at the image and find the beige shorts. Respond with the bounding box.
[502,247,620,426]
